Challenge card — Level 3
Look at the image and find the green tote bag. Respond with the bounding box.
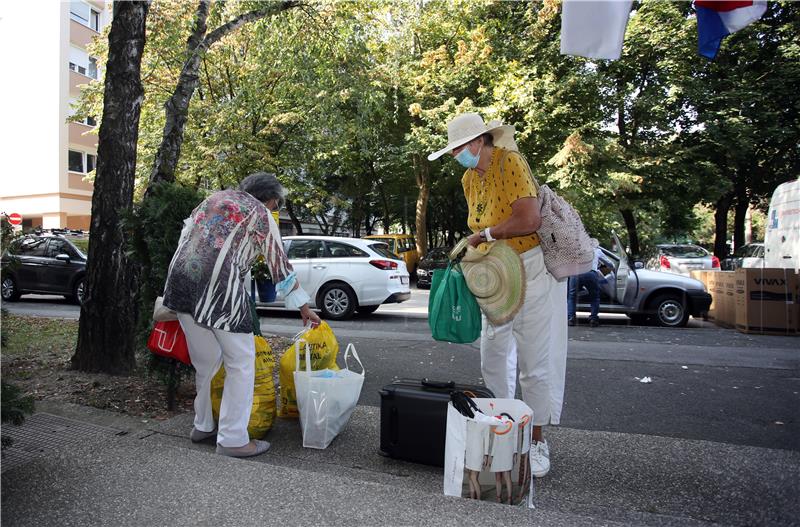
[428,260,481,344]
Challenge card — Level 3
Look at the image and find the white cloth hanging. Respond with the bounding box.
[560,0,634,61]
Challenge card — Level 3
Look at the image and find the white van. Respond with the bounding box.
[764,178,800,271]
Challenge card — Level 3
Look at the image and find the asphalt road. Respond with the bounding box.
[5,289,799,452]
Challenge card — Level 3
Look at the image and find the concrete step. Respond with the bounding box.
[2,410,616,527]
[5,403,797,526]
[146,405,799,527]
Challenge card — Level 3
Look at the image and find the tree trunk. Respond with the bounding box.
[378,184,391,232]
[71,1,150,374]
[285,200,303,234]
[619,208,640,258]
[713,191,735,258]
[414,154,429,257]
[146,1,300,192]
[146,0,210,192]
[733,187,749,252]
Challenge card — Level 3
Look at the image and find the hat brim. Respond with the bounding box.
[461,241,525,325]
[427,124,516,162]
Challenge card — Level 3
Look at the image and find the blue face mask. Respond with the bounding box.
[454,145,480,169]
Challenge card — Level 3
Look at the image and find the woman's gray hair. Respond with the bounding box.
[239,172,286,208]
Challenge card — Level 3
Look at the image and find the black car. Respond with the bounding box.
[415,246,451,289]
[1,232,88,304]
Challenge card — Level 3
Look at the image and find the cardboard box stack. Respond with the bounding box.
[700,271,720,322]
[734,268,798,335]
[715,272,737,327]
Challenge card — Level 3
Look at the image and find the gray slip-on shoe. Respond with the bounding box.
[216,439,271,458]
[190,427,217,443]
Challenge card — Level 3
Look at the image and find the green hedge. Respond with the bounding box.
[125,183,206,397]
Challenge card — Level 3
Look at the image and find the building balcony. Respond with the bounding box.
[69,69,96,97]
[69,122,98,150]
[68,171,94,192]
[70,19,100,49]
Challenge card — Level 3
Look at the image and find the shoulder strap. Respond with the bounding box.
[498,150,540,191]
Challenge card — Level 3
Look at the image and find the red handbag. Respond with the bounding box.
[147,320,192,365]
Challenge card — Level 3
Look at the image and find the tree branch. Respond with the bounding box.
[201,1,301,50]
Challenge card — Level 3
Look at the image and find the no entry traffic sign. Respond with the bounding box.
[7,213,22,225]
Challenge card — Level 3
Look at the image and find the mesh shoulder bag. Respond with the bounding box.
[500,151,597,280]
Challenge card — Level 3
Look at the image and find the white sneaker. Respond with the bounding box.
[530,440,550,477]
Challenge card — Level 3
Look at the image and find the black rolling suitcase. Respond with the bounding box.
[379,378,494,467]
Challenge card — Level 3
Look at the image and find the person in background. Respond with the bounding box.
[428,112,568,478]
[567,245,612,327]
[163,172,320,458]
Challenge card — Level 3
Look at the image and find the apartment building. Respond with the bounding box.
[0,1,110,231]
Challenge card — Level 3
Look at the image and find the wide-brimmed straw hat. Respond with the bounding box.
[428,112,517,161]
[457,240,525,325]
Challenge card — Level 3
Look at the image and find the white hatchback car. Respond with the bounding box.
[257,236,411,320]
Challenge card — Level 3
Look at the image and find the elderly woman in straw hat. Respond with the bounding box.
[428,113,568,478]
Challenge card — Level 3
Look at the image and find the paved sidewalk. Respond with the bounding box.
[2,402,798,526]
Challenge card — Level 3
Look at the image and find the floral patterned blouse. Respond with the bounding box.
[163,190,292,333]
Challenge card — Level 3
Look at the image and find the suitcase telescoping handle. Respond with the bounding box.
[421,379,456,390]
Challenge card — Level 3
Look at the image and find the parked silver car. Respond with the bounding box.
[646,243,720,276]
[574,233,712,327]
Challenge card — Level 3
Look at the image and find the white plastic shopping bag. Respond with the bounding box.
[294,341,365,449]
[444,398,535,508]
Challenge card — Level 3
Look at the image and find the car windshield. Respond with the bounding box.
[369,243,400,260]
[660,245,708,258]
[425,248,450,262]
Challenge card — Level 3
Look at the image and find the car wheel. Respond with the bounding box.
[319,282,356,320]
[68,277,86,305]
[650,293,689,328]
[1,275,21,301]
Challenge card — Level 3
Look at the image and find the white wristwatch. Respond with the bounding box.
[482,228,495,242]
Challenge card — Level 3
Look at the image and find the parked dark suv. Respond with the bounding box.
[1,232,88,304]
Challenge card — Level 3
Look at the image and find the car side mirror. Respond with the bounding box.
[634,261,644,269]
[55,253,71,262]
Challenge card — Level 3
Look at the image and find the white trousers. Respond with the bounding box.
[479,246,568,426]
[178,313,255,447]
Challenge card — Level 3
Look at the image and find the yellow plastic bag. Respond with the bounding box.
[278,321,339,418]
[210,335,277,439]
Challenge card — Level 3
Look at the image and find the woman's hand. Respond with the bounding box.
[300,304,321,328]
[467,231,483,248]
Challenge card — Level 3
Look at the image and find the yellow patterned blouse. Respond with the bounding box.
[461,147,541,254]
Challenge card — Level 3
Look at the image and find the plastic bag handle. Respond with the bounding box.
[292,323,312,343]
[492,420,513,436]
[343,343,365,377]
[295,339,312,373]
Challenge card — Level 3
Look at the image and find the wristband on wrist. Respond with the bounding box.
[483,227,495,242]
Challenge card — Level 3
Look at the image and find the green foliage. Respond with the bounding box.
[1,215,22,348]
[1,381,35,426]
[72,0,799,254]
[251,256,271,281]
[1,381,35,447]
[124,182,205,383]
